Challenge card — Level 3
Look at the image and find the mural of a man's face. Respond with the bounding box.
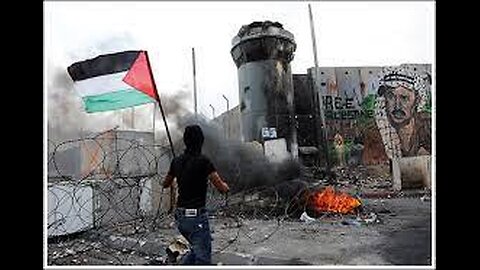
[384,85,416,127]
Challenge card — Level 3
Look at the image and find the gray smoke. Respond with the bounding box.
[47,69,189,148]
[47,65,125,143]
[48,33,141,143]
[177,115,301,193]
[47,65,87,142]
[48,32,199,146]
[154,89,191,145]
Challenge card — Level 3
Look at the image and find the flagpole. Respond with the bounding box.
[308,3,332,178]
[192,47,198,118]
[144,51,175,157]
[144,50,176,213]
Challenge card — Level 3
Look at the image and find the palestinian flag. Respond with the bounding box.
[67,50,159,113]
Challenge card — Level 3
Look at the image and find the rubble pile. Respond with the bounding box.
[332,165,392,189]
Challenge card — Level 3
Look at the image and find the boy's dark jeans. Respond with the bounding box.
[174,208,212,265]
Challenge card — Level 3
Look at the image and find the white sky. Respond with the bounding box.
[44,1,434,119]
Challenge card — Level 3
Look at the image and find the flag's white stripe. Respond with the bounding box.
[74,71,130,97]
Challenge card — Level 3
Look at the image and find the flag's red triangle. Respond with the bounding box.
[123,51,159,101]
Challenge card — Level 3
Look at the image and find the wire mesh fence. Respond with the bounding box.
[46,129,316,265]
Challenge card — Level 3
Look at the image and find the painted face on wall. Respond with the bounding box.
[384,85,416,127]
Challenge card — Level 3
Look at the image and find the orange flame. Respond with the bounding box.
[309,186,361,214]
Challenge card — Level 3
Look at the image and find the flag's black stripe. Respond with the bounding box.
[67,51,141,81]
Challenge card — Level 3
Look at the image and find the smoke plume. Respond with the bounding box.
[176,115,301,193]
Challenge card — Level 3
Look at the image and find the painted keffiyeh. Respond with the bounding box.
[374,65,428,159]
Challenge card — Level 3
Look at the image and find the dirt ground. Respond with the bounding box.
[48,164,432,266]
[211,196,431,265]
[48,195,431,266]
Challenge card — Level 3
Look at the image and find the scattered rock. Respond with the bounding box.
[300,211,316,223]
[420,195,431,202]
[364,213,378,224]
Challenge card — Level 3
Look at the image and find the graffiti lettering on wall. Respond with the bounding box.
[323,96,375,120]
[315,64,432,166]
[324,96,355,110]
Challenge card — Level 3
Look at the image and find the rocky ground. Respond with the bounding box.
[47,164,432,266]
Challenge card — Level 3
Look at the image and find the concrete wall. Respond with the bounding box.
[373,65,431,159]
[48,145,82,180]
[48,176,173,236]
[231,21,297,156]
[214,105,242,141]
[48,182,94,236]
[264,138,290,163]
[91,178,142,228]
[359,67,383,96]
[47,130,175,236]
[80,130,156,178]
[307,64,432,166]
[293,74,317,148]
[48,130,157,181]
[392,156,431,191]
[220,63,432,170]
[308,64,431,119]
[335,67,364,109]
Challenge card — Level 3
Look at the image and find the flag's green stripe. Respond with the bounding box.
[82,89,154,113]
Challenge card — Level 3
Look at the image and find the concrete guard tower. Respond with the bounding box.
[231,21,298,157]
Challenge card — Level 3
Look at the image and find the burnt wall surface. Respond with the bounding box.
[293,74,317,148]
[237,60,295,146]
[228,21,431,166]
[231,21,295,68]
[231,21,297,154]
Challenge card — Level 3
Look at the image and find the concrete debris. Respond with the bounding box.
[145,256,165,265]
[299,212,316,223]
[340,212,378,226]
[331,165,392,189]
[420,195,431,202]
[165,235,190,264]
[363,213,378,224]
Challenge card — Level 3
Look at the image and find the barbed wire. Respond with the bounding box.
[46,132,318,266]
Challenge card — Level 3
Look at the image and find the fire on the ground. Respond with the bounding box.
[308,186,361,214]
